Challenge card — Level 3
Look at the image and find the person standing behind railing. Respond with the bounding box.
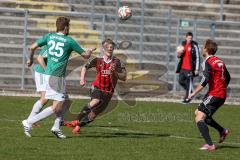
[176,32,200,104]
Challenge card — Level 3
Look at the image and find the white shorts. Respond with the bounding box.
[45,75,66,102]
[34,71,46,92]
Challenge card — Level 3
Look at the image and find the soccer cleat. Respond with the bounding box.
[219,129,230,143]
[64,120,79,128]
[72,126,81,134]
[181,98,192,104]
[199,144,216,151]
[51,127,66,139]
[22,120,32,137]
[62,121,72,128]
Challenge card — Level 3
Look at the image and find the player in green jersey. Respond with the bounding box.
[25,46,48,127]
[25,46,70,132]
[22,16,96,139]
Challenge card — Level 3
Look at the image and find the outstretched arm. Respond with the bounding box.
[28,43,39,67]
[80,66,87,87]
[188,84,204,99]
[188,61,211,99]
[81,47,96,59]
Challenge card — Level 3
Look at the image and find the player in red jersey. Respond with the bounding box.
[188,39,231,151]
[66,38,127,133]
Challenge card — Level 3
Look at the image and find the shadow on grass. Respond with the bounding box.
[217,145,240,150]
[80,132,170,139]
[76,131,170,139]
[88,124,125,128]
[74,125,170,139]
[32,133,170,139]
[30,125,170,139]
[31,135,75,139]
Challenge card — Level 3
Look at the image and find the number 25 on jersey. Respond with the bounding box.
[48,40,64,57]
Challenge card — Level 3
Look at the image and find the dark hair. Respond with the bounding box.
[204,39,218,55]
[186,32,193,37]
[102,38,116,47]
[56,17,70,32]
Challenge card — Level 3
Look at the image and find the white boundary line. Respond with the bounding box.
[2,118,240,146]
[0,91,240,105]
[96,126,240,146]
[0,118,20,122]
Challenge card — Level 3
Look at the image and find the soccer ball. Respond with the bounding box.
[118,6,132,20]
[176,45,184,53]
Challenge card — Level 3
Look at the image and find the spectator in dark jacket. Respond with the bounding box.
[176,32,200,103]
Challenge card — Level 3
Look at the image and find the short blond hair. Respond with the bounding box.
[102,38,116,47]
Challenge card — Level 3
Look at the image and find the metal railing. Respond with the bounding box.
[220,0,224,21]
[0,3,240,98]
[67,0,226,22]
[0,7,148,90]
[21,9,28,90]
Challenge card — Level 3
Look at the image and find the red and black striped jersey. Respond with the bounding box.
[85,56,125,93]
[200,56,231,99]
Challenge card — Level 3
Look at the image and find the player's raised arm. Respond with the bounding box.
[27,43,39,67]
[70,38,96,59]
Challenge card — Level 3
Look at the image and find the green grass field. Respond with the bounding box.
[0,96,240,160]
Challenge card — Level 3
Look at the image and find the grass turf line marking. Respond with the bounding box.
[96,126,240,146]
[1,118,240,146]
[0,118,20,122]
[1,92,240,105]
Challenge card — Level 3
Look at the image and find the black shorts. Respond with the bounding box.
[198,95,225,117]
[90,86,113,115]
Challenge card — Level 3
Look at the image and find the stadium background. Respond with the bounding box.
[0,0,239,102]
[1,1,240,160]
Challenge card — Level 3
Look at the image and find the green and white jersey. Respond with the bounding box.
[36,32,85,77]
[34,46,48,74]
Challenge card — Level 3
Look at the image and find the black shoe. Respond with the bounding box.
[181,98,192,104]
